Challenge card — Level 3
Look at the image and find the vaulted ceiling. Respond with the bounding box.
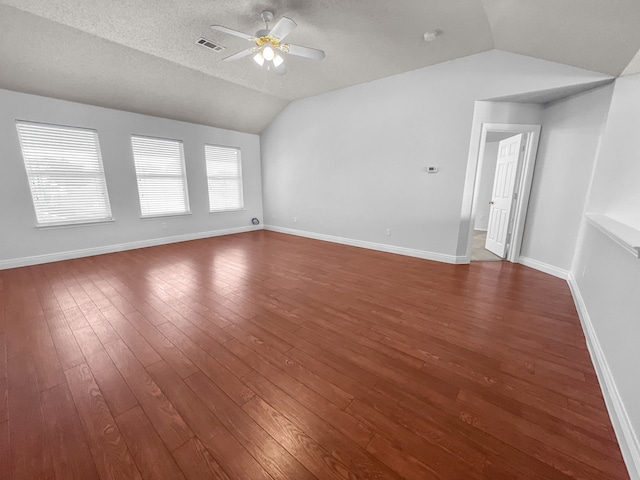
[1,0,640,134]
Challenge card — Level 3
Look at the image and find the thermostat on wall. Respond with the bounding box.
[427,166,438,173]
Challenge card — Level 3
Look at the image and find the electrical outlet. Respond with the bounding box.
[294,217,297,223]
[161,222,167,230]
[386,228,391,236]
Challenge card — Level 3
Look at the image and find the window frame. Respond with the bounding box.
[130,134,191,219]
[205,143,245,213]
[15,120,113,228]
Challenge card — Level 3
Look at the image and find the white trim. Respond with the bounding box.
[568,273,640,480]
[586,213,640,259]
[508,127,541,263]
[209,208,247,215]
[0,225,262,270]
[140,212,192,220]
[264,225,463,264]
[36,218,116,229]
[518,256,569,279]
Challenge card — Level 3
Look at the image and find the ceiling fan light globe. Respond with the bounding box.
[272,53,284,67]
[253,53,265,66]
[263,45,275,61]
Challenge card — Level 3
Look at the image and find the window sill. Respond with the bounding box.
[140,212,192,220]
[209,208,246,214]
[36,218,115,230]
[586,213,640,259]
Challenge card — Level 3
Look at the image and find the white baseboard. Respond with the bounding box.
[264,225,463,264]
[568,273,640,480]
[518,256,569,279]
[0,225,262,270]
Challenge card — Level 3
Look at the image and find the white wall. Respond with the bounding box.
[474,141,499,230]
[0,89,263,268]
[569,74,640,479]
[520,84,615,271]
[588,75,640,227]
[261,50,608,261]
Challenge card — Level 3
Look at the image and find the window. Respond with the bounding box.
[205,144,244,212]
[16,121,112,226]
[131,135,190,217]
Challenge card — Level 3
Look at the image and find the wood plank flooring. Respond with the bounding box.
[0,230,630,479]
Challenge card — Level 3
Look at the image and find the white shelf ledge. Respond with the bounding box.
[586,213,640,259]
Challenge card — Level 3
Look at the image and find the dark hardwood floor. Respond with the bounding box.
[0,230,630,479]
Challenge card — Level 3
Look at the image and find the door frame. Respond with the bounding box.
[463,123,541,263]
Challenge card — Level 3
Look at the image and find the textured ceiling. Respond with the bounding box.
[1,0,640,133]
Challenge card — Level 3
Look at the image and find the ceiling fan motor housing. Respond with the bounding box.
[261,10,274,23]
[258,10,274,36]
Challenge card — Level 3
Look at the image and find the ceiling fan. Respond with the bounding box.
[212,10,325,75]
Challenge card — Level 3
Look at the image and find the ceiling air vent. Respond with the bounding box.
[196,37,225,52]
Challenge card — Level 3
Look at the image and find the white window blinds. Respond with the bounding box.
[16,121,112,226]
[205,144,244,212]
[131,136,190,217]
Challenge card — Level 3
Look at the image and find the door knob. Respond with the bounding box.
[489,201,494,205]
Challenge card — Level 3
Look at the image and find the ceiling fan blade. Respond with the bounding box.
[287,44,325,61]
[269,17,296,40]
[273,61,287,76]
[222,48,255,62]
[211,25,253,40]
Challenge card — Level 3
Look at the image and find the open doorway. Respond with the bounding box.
[467,123,541,263]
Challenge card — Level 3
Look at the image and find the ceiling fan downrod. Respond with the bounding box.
[261,10,274,29]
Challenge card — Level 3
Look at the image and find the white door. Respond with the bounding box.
[485,134,523,258]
